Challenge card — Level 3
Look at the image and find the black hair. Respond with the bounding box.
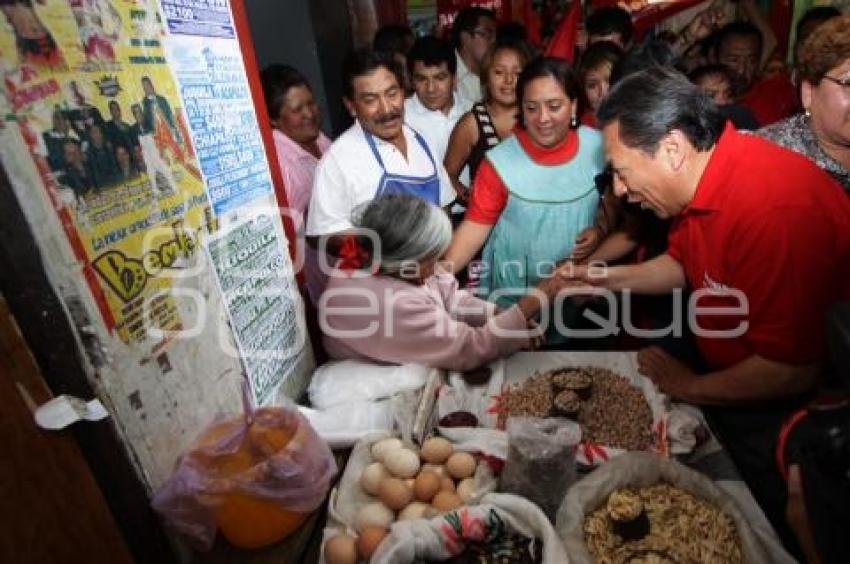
[586,6,633,45]
[451,6,496,48]
[373,24,414,55]
[796,6,841,37]
[597,66,725,154]
[716,21,763,58]
[407,36,456,76]
[579,40,624,77]
[516,56,580,127]
[687,63,733,85]
[260,64,311,120]
[497,21,528,43]
[342,49,404,100]
[610,39,681,85]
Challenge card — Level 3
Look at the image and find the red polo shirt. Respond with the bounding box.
[667,124,850,369]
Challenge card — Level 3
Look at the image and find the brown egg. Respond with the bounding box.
[378,477,413,510]
[445,452,476,480]
[324,534,357,564]
[420,437,453,464]
[413,471,441,502]
[356,526,388,560]
[421,463,447,478]
[432,490,463,513]
[439,476,456,493]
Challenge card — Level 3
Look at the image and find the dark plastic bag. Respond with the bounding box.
[500,417,581,521]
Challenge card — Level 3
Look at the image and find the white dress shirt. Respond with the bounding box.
[404,93,472,165]
[306,121,456,236]
[455,50,482,104]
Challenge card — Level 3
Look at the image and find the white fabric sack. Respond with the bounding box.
[556,452,792,564]
[321,433,508,563]
[308,360,430,409]
[371,493,569,564]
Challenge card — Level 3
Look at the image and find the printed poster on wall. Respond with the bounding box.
[163,32,274,215]
[207,214,305,407]
[159,0,307,402]
[0,0,212,353]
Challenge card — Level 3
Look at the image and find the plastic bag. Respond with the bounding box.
[151,406,337,550]
[308,360,429,409]
[500,417,582,521]
[556,452,793,564]
[298,400,396,449]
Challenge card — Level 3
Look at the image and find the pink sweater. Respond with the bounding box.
[320,272,529,371]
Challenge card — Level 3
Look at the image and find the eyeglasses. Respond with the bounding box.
[822,75,850,88]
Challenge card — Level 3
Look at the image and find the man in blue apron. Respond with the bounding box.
[306,50,455,251]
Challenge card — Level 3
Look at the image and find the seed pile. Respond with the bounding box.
[498,367,653,451]
[498,371,553,420]
[578,368,653,451]
[584,483,743,564]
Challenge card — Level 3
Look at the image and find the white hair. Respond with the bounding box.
[353,194,452,273]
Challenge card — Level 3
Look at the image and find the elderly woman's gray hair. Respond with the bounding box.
[353,194,452,273]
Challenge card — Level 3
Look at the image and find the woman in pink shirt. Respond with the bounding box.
[261,64,332,303]
[319,194,576,371]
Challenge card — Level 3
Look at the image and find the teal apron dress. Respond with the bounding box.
[364,129,441,204]
[479,126,605,343]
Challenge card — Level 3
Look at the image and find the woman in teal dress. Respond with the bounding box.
[444,57,606,343]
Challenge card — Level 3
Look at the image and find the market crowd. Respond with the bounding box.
[261,4,850,562]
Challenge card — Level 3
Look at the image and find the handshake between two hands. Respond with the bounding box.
[536,260,609,300]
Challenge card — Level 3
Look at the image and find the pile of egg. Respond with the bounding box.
[323,437,478,564]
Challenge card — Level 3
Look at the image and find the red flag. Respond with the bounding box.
[523,0,542,48]
[545,0,581,62]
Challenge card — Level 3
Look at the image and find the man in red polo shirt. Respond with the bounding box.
[574,67,850,557]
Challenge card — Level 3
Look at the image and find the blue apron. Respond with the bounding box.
[365,129,441,205]
[480,127,605,343]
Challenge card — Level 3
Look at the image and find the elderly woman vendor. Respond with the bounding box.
[319,194,574,371]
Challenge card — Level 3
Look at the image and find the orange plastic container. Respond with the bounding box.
[191,409,309,549]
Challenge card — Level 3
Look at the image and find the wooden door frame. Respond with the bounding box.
[0,163,176,563]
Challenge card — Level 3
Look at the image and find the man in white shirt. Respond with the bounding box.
[451,7,496,103]
[307,50,455,239]
[404,36,472,165]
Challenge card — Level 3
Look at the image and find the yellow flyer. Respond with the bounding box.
[0,0,212,350]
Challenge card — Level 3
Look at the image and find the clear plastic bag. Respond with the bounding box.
[308,360,429,409]
[151,405,337,550]
[500,417,581,521]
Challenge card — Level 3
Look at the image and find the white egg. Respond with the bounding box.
[371,438,403,463]
[384,448,421,478]
[457,478,475,503]
[397,501,432,521]
[360,462,389,496]
[355,502,394,532]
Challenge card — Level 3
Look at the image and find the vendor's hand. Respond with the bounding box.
[526,318,545,350]
[637,346,697,401]
[786,464,822,564]
[571,226,601,263]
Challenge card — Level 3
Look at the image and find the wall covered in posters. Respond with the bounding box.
[0,0,312,489]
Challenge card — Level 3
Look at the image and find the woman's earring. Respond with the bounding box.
[804,107,812,118]
[570,114,578,128]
